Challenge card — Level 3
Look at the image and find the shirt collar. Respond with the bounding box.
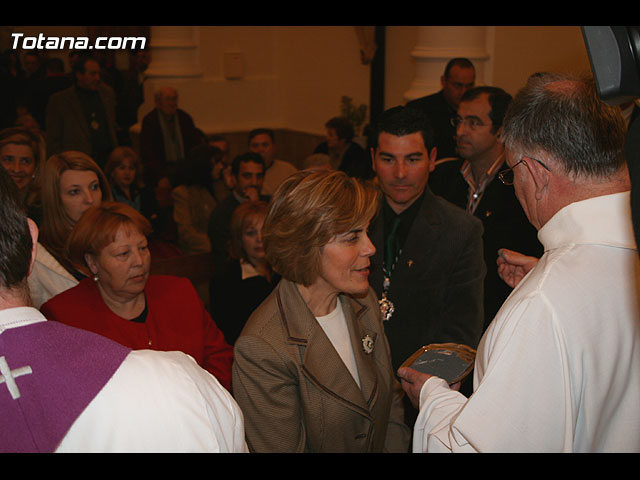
[240,259,261,280]
[0,307,46,335]
[538,191,636,252]
[460,153,505,192]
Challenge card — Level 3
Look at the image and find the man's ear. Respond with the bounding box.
[525,156,551,201]
[27,218,39,277]
[428,147,437,173]
[370,147,377,173]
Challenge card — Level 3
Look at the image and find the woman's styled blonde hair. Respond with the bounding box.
[229,200,268,262]
[263,169,379,286]
[104,146,141,186]
[40,151,113,261]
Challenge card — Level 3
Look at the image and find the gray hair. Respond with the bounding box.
[502,72,627,179]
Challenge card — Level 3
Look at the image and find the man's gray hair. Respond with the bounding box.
[502,72,627,179]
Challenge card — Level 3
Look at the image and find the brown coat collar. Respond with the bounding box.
[275,279,381,416]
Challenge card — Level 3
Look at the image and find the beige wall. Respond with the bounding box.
[491,26,591,96]
[275,26,371,135]
[140,26,371,137]
[4,26,593,136]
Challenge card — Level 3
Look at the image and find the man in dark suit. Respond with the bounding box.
[406,58,475,159]
[313,116,373,180]
[139,86,203,187]
[368,106,485,426]
[429,86,543,331]
[45,55,118,168]
[30,58,72,129]
[208,152,269,280]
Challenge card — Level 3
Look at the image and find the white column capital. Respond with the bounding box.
[404,26,493,102]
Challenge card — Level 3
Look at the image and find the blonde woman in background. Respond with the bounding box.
[28,151,112,307]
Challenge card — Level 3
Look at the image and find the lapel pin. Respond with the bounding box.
[362,335,374,354]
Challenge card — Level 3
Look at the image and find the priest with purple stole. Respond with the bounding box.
[0,168,247,453]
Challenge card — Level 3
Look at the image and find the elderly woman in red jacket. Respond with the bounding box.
[40,202,233,391]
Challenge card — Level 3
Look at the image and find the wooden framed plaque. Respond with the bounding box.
[400,343,476,385]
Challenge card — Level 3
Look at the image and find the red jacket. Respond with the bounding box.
[41,275,233,390]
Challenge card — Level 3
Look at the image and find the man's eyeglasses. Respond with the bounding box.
[498,156,551,185]
[450,116,491,131]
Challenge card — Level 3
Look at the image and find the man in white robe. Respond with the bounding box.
[398,72,640,453]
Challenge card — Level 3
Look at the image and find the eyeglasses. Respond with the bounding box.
[450,116,491,130]
[498,156,551,185]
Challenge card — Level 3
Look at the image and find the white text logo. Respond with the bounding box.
[11,33,146,50]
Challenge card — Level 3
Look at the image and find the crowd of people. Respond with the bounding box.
[1,51,639,454]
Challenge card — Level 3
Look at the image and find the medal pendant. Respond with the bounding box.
[379,295,395,321]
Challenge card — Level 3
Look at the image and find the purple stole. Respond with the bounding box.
[0,320,130,452]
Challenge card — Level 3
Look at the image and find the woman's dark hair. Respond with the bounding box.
[325,116,355,142]
[183,144,223,190]
[0,168,32,289]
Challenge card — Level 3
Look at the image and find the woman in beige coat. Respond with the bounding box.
[232,169,410,452]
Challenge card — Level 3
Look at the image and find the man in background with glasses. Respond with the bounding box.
[399,72,640,452]
[429,86,542,332]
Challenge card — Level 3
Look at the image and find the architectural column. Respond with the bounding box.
[139,26,203,119]
[404,26,493,102]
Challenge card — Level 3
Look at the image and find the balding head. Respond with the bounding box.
[155,87,179,116]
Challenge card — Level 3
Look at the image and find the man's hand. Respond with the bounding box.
[398,367,461,409]
[497,248,539,288]
[243,186,260,202]
[397,367,433,409]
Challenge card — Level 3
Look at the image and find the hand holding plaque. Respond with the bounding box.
[399,343,476,385]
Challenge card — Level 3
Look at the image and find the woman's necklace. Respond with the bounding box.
[379,250,400,322]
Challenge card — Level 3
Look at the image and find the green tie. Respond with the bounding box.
[385,216,401,273]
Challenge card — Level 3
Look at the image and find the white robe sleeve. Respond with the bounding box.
[56,350,248,453]
[413,293,573,452]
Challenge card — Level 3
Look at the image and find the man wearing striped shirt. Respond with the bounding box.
[429,86,542,331]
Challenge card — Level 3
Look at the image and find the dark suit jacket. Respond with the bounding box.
[232,278,410,452]
[314,140,373,180]
[429,158,544,330]
[45,84,117,158]
[406,90,457,159]
[30,73,72,128]
[369,187,485,372]
[139,108,203,183]
[210,258,280,345]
